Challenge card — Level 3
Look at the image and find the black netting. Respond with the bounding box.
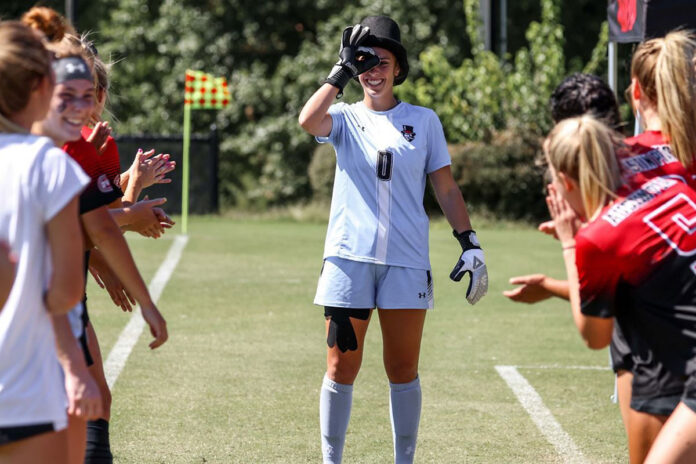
[113,128,219,214]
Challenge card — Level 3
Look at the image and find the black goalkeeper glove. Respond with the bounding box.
[449,230,488,305]
[325,25,380,97]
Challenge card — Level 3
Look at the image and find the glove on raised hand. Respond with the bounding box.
[325,25,380,97]
[449,230,488,305]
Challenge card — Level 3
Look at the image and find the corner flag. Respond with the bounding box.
[182,70,230,234]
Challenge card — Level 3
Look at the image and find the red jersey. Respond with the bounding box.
[81,126,121,189]
[63,136,122,214]
[620,131,696,189]
[577,176,696,377]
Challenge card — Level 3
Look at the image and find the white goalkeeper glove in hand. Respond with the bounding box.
[449,230,488,305]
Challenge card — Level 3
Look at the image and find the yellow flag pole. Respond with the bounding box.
[181,103,191,235]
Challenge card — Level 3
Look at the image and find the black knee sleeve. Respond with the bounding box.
[324,307,370,353]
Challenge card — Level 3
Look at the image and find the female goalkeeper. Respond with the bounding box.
[298,15,487,464]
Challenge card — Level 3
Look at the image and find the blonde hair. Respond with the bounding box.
[631,30,696,168]
[0,21,52,131]
[545,115,623,217]
[21,6,76,43]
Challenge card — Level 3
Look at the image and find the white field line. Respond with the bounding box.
[104,234,189,389]
[512,364,610,371]
[495,365,588,464]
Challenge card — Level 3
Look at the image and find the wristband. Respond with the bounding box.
[325,65,351,98]
[453,229,481,251]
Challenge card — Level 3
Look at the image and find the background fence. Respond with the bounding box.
[114,125,220,214]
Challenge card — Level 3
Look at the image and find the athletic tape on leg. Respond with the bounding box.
[324,307,370,353]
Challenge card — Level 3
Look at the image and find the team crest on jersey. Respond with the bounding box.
[401,125,416,142]
[97,174,114,193]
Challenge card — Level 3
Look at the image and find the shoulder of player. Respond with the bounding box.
[624,131,667,152]
[575,222,604,251]
[0,133,54,151]
[328,101,350,114]
[396,102,438,118]
[63,136,99,160]
[0,134,63,166]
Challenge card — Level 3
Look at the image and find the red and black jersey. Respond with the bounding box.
[577,176,696,377]
[81,126,122,190]
[620,131,696,189]
[62,136,122,214]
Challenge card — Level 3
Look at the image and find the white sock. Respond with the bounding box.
[320,374,353,464]
[389,377,422,464]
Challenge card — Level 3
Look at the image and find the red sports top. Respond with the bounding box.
[620,130,696,189]
[63,136,122,214]
[81,126,122,189]
[577,176,696,377]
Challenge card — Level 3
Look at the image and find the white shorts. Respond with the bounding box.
[314,256,434,309]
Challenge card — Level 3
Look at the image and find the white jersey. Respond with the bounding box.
[0,134,88,427]
[317,101,451,270]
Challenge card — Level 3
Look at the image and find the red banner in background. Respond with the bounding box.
[617,0,638,32]
[608,0,696,43]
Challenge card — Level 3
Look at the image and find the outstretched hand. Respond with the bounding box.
[503,274,553,303]
[538,220,557,239]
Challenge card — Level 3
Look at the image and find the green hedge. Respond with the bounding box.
[449,131,547,221]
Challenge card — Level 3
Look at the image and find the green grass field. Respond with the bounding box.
[86,217,626,463]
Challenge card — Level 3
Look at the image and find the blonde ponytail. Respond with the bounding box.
[546,116,623,217]
[655,31,696,168]
[631,30,696,168]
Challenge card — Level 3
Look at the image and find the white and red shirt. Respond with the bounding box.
[577,176,696,377]
[620,130,696,188]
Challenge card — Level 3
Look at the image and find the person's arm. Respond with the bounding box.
[430,166,487,305]
[298,84,339,137]
[0,242,16,309]
[81,206,168,349]
[503,274,570,303]
[429,166,472,232]
[561,246,613,348]
[51,314,102,419]
[298,24,378,137]
[45,197,85,314]
[547,184,613,349]
[88,248,135,312]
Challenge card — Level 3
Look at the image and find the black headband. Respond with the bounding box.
[53,56,93,84]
